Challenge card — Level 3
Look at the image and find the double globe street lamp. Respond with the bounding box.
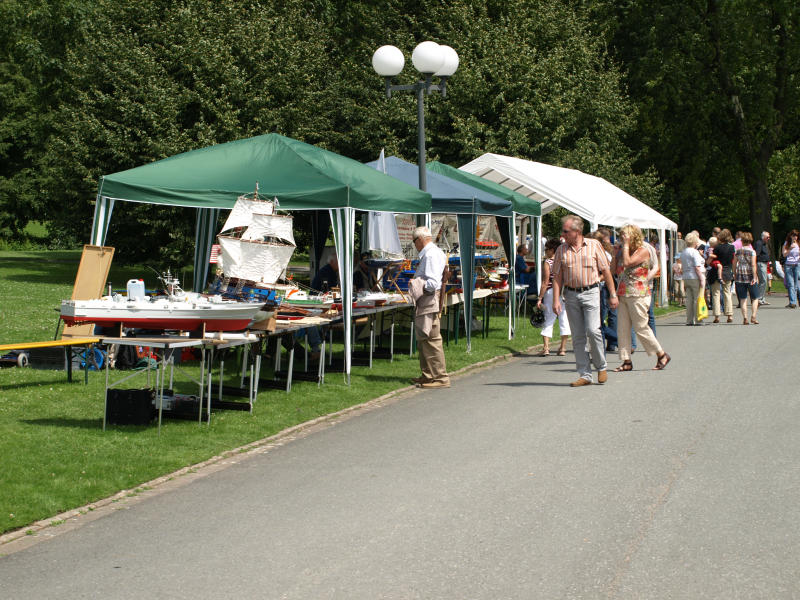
[371,41,459,195]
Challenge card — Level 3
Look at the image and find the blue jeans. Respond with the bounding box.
[295,327,322,352]
[600,285,618,350]
[786,264,799,305]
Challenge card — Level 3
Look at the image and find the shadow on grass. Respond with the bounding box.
[360,374,417,383]
[21,417,104,430]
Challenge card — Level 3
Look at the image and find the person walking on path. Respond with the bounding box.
[552,215,618,387]
[536,238,571,356]
[754,231,771,305]
[709,229,735,323]
[611,225,670,372]
[679,232,706,325]
[408,226,450,389]
[782,230,800,309]
[733,232,760,324]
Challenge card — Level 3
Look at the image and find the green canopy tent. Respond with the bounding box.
[90,133,431,382]
[365,156,512,352]
[428,161,542,339]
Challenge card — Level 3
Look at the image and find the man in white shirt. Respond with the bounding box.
[408,226,450,389]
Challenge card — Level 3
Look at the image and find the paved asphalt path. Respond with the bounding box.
[2,303,800,599]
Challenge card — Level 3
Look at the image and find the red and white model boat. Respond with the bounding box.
[60,272,270,332]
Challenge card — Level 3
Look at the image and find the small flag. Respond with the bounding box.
[209,244,220,264]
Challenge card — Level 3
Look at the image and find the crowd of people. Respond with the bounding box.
[533,218,795,386]
[535,215,669,386]
[673,227,789,326]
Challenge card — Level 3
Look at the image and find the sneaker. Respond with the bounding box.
[570,378,592,387]
[418,380,451,389]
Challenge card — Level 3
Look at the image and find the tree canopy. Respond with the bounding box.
[1,0,797,260]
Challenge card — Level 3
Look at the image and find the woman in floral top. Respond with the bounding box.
[732,231,759,324]
[610,225,670,371]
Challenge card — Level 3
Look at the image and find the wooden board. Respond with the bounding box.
[62,245,115,339]
[0,338,101,352]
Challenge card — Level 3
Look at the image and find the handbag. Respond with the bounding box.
[697,295,708,321]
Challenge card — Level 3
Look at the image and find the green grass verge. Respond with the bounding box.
[0,250,683,535]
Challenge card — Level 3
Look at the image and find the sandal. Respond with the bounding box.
[653,353,671,370]
[751,318,759,324]
[538,349,550,357]
[614,360,633,372]
[557,349,566,356]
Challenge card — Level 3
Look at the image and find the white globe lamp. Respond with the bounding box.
[411,41,445,75]
[371,45,405,77]
[434,45,459,77]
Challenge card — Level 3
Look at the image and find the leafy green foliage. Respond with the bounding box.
[2,0,654,263]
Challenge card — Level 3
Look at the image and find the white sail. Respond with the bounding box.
[218,237,295,283]
[221,196,275,232]
[243,213,295,246]
[365,211,402,257]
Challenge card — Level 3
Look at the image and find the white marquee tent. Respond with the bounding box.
[460,153,677,304]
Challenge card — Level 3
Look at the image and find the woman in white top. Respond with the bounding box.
[678,231,707,325]
[536,238,571,355]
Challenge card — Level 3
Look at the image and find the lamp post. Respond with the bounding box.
[372,41,459,205]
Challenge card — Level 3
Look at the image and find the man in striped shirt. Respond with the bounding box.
[552,215,619,387]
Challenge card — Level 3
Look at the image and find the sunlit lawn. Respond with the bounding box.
[0,249,567,535]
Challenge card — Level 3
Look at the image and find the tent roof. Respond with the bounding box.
[365,156,512,217]
[98,134,431,213]
[460,153,676,231]
[427,161,541,217]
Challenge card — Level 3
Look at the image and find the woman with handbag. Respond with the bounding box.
[679,232,707,326]
[611,225,670,371]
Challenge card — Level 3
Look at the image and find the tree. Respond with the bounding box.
[592,0,799,235]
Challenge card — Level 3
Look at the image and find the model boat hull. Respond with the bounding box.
[61,298,268,332]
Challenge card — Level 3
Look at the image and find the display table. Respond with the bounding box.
[100,336,205,433]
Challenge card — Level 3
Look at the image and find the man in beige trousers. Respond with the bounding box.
[408,226,450,389]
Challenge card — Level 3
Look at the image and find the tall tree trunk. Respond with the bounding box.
[746,168,772,237]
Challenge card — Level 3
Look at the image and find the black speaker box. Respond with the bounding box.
[106,388,156,425]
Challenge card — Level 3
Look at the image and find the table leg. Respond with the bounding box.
[66,347,72,383]
[157,351,166,435]
[207,345,214,421]
[274,337,281,379]
[390,314,395,362]
[253,352,261,412]
[103,350,109,431]
[199,346,206,425]
[369,317,374,369]
[286,344,294,393]
[219,359,224,403]
[484,297,490,338]
[318,332,325,387]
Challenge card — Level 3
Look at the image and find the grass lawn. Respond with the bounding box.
[0,249,683,536]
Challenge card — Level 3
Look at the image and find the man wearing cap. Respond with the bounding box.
[552,215,619,386]
[408,226,450,389]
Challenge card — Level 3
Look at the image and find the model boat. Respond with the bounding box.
[61,272,270,332]
[215,191,296,296]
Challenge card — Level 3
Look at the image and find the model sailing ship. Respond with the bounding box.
[60,271,271,332]
[211,191,333,318]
